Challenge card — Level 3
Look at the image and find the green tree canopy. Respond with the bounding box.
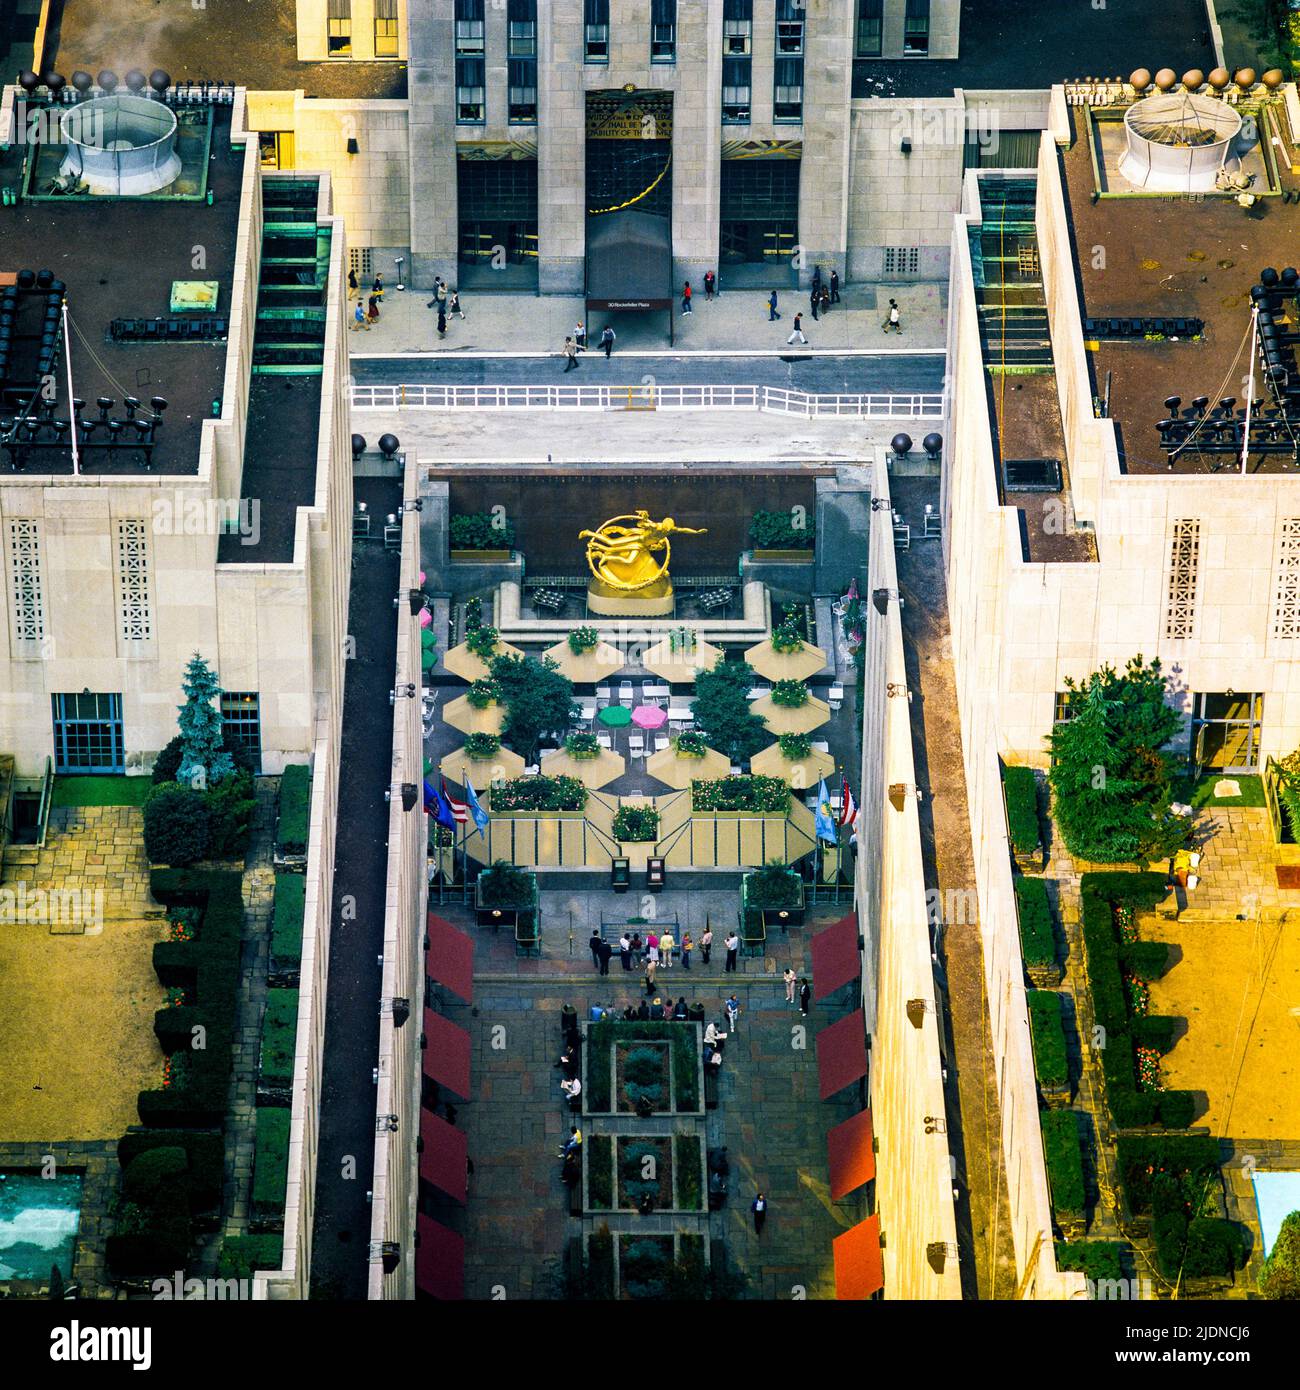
[691,660,768,761]
[176,653,235,788]
[489,653,577,759]
[1262,1210,1300,1299]
[1046,656,1188,864]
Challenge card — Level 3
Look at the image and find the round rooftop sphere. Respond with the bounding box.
[71,70,93,93]
[1261,267,1280,286]
[1234,68,1256,90]
[124,70,146,92]
[891,433,912,457]
[1154,68,1177,91]
[149,69,171,93]
[378,433,400,457]
[1207,68,1230,90]
[351,434,367,457]
[1281,267,1298,286]
[1129,68,1152,92]
[922,433,943,457]
[1182,69,1204,90]
[1262,69,1284,89]
[97,70,118,92]
[43,72,66,96]
[17,70,38,94]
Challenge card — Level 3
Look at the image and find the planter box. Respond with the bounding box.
[491,807,585,818]
[452,548,512,562]
[752,549,813,563]
[691,809,788,819]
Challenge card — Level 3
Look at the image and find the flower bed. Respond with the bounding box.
[674,731,708,757]
[617,1136,672,1208]
[617,1042,671,1114]
[464,732,502,760]
[619,1234,676,1299]
[565,732,601,760]
[691,775,789,814]
[770,678,808,708]
[466,678,500,710]
[771,620,805,654]
[777,732,812,760]
[567,626,600,654]
[489,774,586,812]
[612,805,659,842]
[465,625,500,662]
[586,1020,701,1113]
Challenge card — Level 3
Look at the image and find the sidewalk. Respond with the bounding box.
[347,282,947,357]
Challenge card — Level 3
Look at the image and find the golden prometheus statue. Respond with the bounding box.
[579,510,707,593]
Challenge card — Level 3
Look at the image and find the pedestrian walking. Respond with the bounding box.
[798,977,811,1017]
[751,1192,767,1234]
[700,926,713,965]
[783,967,797,1004]
[810,285,820,321]
[830,269,840,304]
[435,279,448,312]
[883,298,901,333]
[372,272,385,299]
[600,325,616,358]
[681,932,693,970]
[597,938,613,976]
[620,933,632,970]
[574,320,587,351]
[768,289,780,321]
[562,336,578,372]
[820,285,831,317]
[347,268,358,299]
[812,265,822,300]
[786,312,807,346]
[644,957,658,993]
[350,301,371,332]
[725,993,740,1032]
[724,931,740,972]
[659,929,675,967]
[449,290,465,319]
[367,294,380,323]
[437,306,447,338]
[682,281,692,314]
[589,929,603,969]
[703,269,715,301]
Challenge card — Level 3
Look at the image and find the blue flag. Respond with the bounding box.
[425,779,455,831]
[463,776,491,835]
[814,777,839,845]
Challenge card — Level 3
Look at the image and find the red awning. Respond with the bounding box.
[427,913,474,1004]
[419,1107,468,1203]
[834,1213,884,1299]
[810,912,861,1001]
[816,1008,868,1100]
[827,1107,875,1200]
[416,1214,465,1299]
[423,1007,471,1099]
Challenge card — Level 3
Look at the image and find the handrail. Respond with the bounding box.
[36,756,54,849]
[351,382,944,418]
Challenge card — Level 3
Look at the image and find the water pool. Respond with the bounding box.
[0,1172,83,1282]
[1251,1170,1300,1258]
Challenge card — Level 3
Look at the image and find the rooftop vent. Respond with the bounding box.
[1118,91,1243,193]
[58,93,181,197]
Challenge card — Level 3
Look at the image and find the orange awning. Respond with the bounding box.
[827,1107,875,1200]
[833,1213,883,1299]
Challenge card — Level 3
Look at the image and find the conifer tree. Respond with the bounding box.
[176,652,235,788]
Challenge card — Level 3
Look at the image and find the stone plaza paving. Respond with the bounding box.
[427,898,867,1299]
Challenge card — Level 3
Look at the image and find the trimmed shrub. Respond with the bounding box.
[106,1185,192,1277]
[1157,1090,1198,1129]
[674,731,708,757]
[567,626,600,654]
[1004,765,1040,854]
[477,861,536,909]
[777,733,812,760]
[1014,876,1058,969]
[217,1233,284,1281]
[259,989,300,1090]
[1183,1219,1245,1278]
[745,863,803,909]
[1101,1034,1157,1127]
[450,512,515,549]
[466,678,501,710]
[152,731,255,785]
[1115,1136,1222,1214]
[565,732,601,760]
[466,624,500,661]
[117,1130,224,1212]
[1054,1240,1126,1283]
[252,1108,291,1217]
[751,508,815,549]
[1153,1211,1189,1277]
[121,1147,188,1205]
[770,678,808,708]
[675,1134,703,1210]
[205,770,256,859]
[1120,939,1172,981]
[612,805,660,842]
[271,872,306,969]
[1041,1110,1086,1215]
[1027,991,1069,1088]
[276,765,311,855]
[1130,1015,1177,1053]
[143,785,211,866]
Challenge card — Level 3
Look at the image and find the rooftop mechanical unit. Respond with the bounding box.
[58,93,181,196]
[1118,92,1243,193]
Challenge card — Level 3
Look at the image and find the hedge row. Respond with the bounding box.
[1041,1110,1086,1216]
[1015,876,1059,969]
[142,868,244,1126]
[1054,1240,1126,1283]
[259,989,300,1091]
[1027,991,1069,1088]
[117,1130,224,1212]
[253,1108,291,1217]
[1004,765,1040,854]
[217,1234,284,1281]
[277,764,311,856]
[1115,1136,1222,1215]
[271,871,305,971]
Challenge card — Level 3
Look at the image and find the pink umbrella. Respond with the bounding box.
[419,608,432,629]
[419,571,426,585]
[632,704,667,729]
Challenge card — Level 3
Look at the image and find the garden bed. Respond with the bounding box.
[584,1020,702,1114]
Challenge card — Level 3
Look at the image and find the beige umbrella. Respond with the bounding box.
[543,638,627,683]
[642,635,722,686]
[750,692,831,735]
[745,638,828,684]
[443,694,506,736]
[443,636,524,683]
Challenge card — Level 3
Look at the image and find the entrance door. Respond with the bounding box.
[52,693,125,774]
[1191,692,1262,773]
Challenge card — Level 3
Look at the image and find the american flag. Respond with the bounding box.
[441,777,469,825]
[839,775,859,839]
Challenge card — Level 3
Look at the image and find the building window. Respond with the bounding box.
[773,55,803,122]
[116,518,152,642]
[327,0,352,55]
[374,0,399,57]
[883,245,920,276]
[8,518,44,643]
[1273,518,1300,638]
[585,0,609,62]
[456,57,486,122]
[508,0,537,56]
[1191,693,1263,773]
[1053,691,1075,724]
[722,54,751,123]
[724,0,752,54]
[776,0,804,54]
[856,0,883,57]
[904,0,930,55]
[508,58,538,122]
[221,692,263,773]
[455,0,485,54]
[52,693,125,774]
[1164,518,1200,640]
[651,0,676,62]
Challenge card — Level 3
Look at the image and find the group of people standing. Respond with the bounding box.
[588,926,746,979]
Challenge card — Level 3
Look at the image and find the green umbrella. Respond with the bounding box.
[422,647,438,671]
[421,628,437,649]
[598,704,632,727]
